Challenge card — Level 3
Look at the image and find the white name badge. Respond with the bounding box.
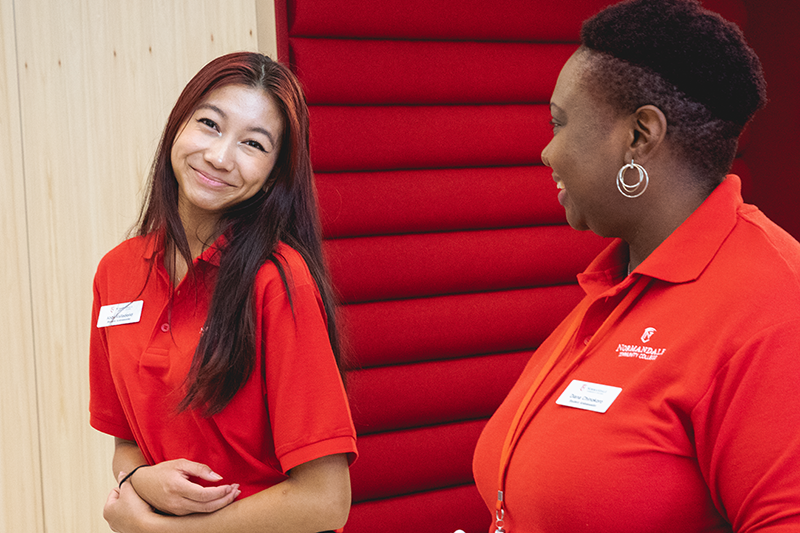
[556,380,622,414]
[97,301,144,328]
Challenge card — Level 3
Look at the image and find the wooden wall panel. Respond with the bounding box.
[0,0,44,531]
[2,1,275,531]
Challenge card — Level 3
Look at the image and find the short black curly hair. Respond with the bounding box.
[579,0,767,184]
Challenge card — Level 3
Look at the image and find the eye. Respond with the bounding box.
[242,139,267,153]
[549,118,561,133]
[197,117,219,131]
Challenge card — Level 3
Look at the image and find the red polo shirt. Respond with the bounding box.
[473,175,800,532]
[90,236,357,498]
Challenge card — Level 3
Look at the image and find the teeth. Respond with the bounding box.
[556,181,565,190]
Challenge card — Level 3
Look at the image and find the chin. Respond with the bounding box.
[564,212,589,232]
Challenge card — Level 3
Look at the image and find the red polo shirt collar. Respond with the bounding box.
[579,174,743,297]
[140,229,228,267]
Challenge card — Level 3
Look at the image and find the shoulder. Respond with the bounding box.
[697,207,800,347]
[736,204,800,275]
[92,234,159,308]
[274,242,314,275]
[724,205,800,295]
[253,242,318,296]
[95,234,156,279]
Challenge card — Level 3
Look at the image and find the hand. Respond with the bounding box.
[128,458,240,516]
[104,471,156,532]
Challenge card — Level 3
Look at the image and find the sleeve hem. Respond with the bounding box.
[278,435,358,474]
[90,413,135,441]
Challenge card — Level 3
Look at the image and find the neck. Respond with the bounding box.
[624,203,699,271]
[178,203,223,259]
[167,209,222,286]
[623,170,713,271]
[186,222,221,259]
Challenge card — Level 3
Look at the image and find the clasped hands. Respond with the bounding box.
[104,458,240,531]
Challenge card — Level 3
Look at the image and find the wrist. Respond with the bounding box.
[119,464,149,489]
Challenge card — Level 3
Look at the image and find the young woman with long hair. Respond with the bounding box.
[90,52,357,533]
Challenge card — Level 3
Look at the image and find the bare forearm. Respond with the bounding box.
[137,454,351,533]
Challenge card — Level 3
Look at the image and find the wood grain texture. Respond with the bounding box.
[0,0,44,531]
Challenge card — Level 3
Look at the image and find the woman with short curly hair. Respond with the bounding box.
[473,1,800,531]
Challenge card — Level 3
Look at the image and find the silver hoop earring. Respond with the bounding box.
[616,158,649,198]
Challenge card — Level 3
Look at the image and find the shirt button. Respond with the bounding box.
[160,323,170,333]
[583,336,592,345]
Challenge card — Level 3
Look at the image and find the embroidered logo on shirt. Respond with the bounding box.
[616,331,666,361]
[641,327,657,343]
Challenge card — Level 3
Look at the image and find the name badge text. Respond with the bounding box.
[97,301,144,328]
[556,380,622,414]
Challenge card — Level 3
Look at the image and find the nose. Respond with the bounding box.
[540,139,552,168]
[205,135,235,171]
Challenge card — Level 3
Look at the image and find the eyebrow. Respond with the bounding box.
[196,103,278,149]
[549,102,565,114]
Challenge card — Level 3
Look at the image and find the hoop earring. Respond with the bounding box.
[616,158,649,198]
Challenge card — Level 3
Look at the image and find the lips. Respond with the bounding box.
[555,179,567,206]
[193,166,229,188]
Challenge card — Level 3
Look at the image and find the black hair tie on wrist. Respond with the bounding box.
[119,464,149,489]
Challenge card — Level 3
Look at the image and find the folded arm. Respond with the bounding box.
[105,442,351,533]
[111,438,239,516]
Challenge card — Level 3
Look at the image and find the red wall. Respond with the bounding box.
[741,0,800,239]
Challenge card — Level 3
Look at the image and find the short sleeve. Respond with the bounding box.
[693,319,800,531]
[89,267,135,441]
[258,251,357,473]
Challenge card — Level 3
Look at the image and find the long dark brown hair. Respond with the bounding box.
[134,52,341,415]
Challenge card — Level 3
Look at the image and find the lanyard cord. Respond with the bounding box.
[493,275,651,533]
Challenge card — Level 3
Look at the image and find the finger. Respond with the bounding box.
[103,488,122,528]
[165,486,240,516]
[187,484,242,514]
[176,459,223,482]
[106,487,121,506]
[181,481,238,504]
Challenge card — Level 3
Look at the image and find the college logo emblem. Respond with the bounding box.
[617,328,665,360]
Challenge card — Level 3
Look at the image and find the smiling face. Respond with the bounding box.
[540,52,633,236]
[170,84,284,229]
